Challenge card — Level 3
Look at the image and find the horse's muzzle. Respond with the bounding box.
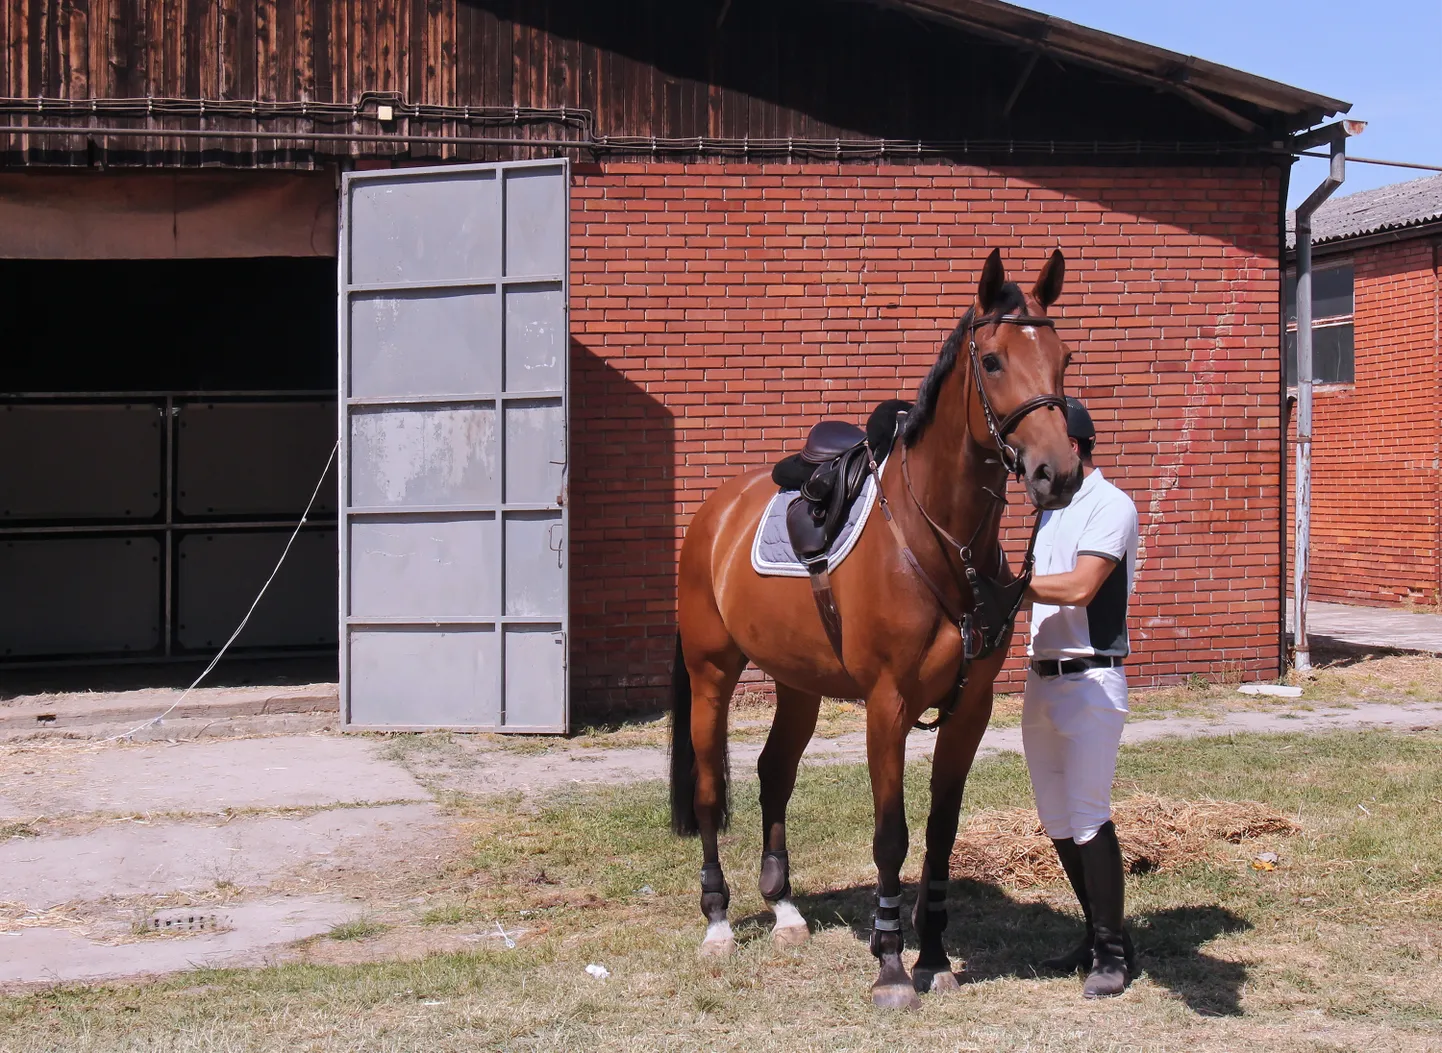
[1023,458,1083,510]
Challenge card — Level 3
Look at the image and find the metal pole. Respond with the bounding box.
[1292,135,1347,671]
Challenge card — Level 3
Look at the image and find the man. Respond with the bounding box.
[1022,396,1140,999]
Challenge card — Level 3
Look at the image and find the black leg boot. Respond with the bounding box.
[1040,838,1094,974]
[1079,821,1131,999]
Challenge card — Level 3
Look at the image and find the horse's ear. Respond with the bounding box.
[1033,249,1065,309]
[978,248,1005,313]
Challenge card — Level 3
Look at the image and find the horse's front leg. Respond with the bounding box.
[865,683,920,1009]
[912,680,994,995]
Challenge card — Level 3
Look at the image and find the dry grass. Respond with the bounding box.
[950,794,1300,888]
[1,729,1440,1052]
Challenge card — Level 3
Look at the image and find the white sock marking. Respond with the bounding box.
[772,899,806,931]
[703,920,734,945]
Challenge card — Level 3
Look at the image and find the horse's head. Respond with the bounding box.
[967,248,1082,510]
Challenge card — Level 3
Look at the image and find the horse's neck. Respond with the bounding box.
[907,426,1005,556]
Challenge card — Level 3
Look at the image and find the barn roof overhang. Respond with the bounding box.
[859,0,1351,135]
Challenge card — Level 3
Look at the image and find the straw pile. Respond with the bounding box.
[949,793,1299,888]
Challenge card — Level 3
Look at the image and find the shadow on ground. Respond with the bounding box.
[740,879,1250,1017]
[1297,637,1413,669]
[0,655,339,700]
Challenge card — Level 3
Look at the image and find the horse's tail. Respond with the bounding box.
[668,632,703,836]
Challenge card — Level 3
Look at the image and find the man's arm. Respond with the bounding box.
[1025,554,1118,607]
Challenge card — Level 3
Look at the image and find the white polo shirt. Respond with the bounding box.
[1027,468,1139,660]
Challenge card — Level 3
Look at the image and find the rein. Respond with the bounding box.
[871,310,1064,731]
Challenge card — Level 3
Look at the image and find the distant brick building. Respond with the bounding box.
[1286,175,1442,608]
[1,0,1355,721]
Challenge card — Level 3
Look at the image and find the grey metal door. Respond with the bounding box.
[340,160,569,732]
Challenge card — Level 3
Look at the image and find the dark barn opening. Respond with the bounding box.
[0,257,339,678]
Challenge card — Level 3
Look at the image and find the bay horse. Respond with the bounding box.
[668,248,1083,1008]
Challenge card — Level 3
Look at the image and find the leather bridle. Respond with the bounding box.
[965,310,1068,478]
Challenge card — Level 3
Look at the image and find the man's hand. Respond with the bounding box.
[1025,554,1118,607]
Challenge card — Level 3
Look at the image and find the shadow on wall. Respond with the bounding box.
[568,338,676,726]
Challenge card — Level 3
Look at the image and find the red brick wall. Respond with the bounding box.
[568,162,1285,715]
[1286,238,1442,607]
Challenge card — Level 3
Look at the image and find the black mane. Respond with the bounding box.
[901,281,1027,446]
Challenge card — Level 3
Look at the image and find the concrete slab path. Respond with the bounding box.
[407,701,1442,798]
[3,803,445,907]
[1288,599,1442,653]
[0,735,428,820]
[0,897,359,986]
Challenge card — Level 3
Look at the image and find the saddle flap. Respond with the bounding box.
[785,495,831,562]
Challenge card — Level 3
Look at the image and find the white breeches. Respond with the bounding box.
[1021,666,1128,845]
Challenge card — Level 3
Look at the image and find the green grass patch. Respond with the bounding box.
[326,918,388,942]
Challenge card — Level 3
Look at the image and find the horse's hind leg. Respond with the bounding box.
[688,644,747,958]
[758,682,822,949]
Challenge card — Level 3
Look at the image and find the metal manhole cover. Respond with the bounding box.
[142,910,229,934]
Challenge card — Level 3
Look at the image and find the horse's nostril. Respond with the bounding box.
[1032,462,1053,484]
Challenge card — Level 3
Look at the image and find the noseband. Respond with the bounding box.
[967,311,1068,478]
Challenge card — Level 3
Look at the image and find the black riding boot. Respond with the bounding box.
[1040,837,1094,973]
[1079,820,1131,998]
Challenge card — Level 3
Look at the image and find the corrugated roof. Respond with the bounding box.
[870,0,1350,130]
[1286,173,1442,248]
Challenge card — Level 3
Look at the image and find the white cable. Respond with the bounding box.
[109,441,339,742]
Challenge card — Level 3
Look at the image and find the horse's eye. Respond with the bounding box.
[982,354,1002,374]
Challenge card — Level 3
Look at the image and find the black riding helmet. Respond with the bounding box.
[1064,396,1095,442]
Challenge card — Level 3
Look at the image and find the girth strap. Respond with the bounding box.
[805,562,846,662]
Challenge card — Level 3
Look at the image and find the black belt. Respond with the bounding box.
[1030,656,1125,678]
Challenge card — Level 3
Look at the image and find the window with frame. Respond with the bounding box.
[1285,262,1354,386]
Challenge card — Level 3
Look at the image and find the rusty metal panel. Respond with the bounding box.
[340,158,568,732]
[0,172,338,259]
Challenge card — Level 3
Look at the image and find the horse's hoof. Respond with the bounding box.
[923,969,960,994]
[871,983,921,1010]
[698,935,736,959]
[772,924,810,949]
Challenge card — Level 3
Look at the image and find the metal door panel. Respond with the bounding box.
[347,172,501,285]
[504,168,567,277]
[349,518,500,619]
[342,159,568,732]
[348,406,499,509]
[177,529,337,650]
[504,513,565,617]
[350,289,502,399]
[504,284,566,391]
[348,628,500,727]
[0,403,161,521]
[503,627,565,730]
[503,400,565,504]
[177,402,337,516]
[0,536,161,656]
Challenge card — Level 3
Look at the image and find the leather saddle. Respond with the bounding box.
[772,399,911,568]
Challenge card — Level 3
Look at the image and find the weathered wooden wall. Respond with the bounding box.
[1,0,1273,166]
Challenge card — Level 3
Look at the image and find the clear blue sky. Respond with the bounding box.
[1031,1,1442,208]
